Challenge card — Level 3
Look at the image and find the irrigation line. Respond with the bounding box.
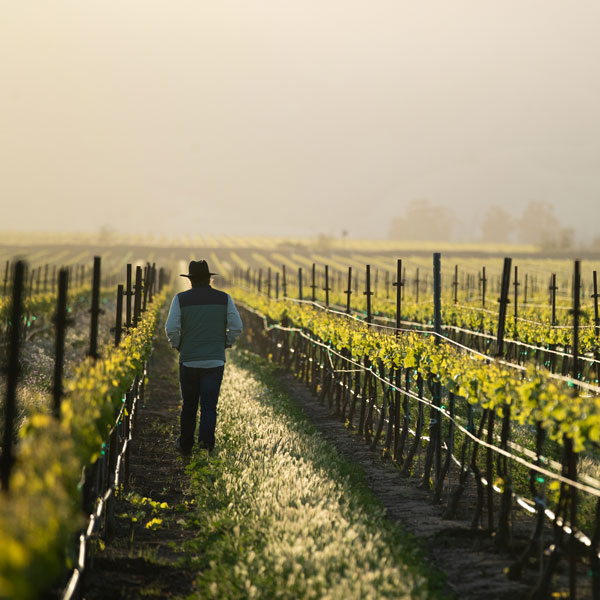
[377,296,594,328]
[323,358,600,491]
[326,374,593,547]
[253,292,600,394]
[434,302,592,329]
[441,325,600,366]
[374,312,600,367]
[271,295,493,358]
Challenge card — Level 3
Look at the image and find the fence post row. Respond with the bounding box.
[236,252,600,597]
[345,267,352,314]
[1,261,25,492]
[71,256,161,596]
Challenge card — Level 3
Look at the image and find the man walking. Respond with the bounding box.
[165,260,243,455]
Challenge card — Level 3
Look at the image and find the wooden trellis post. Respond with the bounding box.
[415,267,420,303]
[323,265,331,308]
[592,271,599,338]
[114,284,124,347]
[344,267,352,314]
[393,259,402,330]
[53,269,69,418]
[1,261,25,492]
[364,265,373,324]
[282,265,287,297]
[88,257,102,360]
[513,265,519,334]
[480,266,487,307]
[453,264,459,304]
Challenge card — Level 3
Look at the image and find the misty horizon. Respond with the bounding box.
[1,1,599,243]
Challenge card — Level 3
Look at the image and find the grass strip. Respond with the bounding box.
[183,348,451,599]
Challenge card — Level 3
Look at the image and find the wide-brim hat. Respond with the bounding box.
[179,260,217,279]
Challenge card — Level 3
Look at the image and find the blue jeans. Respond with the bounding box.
[178,364,225,451]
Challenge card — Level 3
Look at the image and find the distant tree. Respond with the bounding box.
[558,227,574,250]
[480,205,514,243]
[516,201,573,249]
[388,199,455,241]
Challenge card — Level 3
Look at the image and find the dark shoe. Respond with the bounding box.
[175,438,191,456]
[198,441,212,455]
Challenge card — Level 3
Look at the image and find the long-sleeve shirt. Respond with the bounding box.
[165,288,243,368]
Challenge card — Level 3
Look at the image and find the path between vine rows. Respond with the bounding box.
[83,329,536,599]
[277,376,535,600]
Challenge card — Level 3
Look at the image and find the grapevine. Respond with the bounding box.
[231,288,600,455]
[0,288,168,600]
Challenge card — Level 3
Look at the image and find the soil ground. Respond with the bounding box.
[82,331,198,599]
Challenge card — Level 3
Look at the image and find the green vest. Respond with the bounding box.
[178,286,228,362]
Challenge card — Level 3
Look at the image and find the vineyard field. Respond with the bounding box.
[1,238,600,599]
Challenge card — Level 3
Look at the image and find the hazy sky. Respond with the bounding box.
[1,1,599,240]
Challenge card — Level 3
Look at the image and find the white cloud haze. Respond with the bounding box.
[1,1,599,241]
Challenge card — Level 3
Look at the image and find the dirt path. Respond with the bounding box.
[275,374,539,600]
[83,330,198,600]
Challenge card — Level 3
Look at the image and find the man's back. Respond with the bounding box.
[177,286,228,362]
[165,284,243,364]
